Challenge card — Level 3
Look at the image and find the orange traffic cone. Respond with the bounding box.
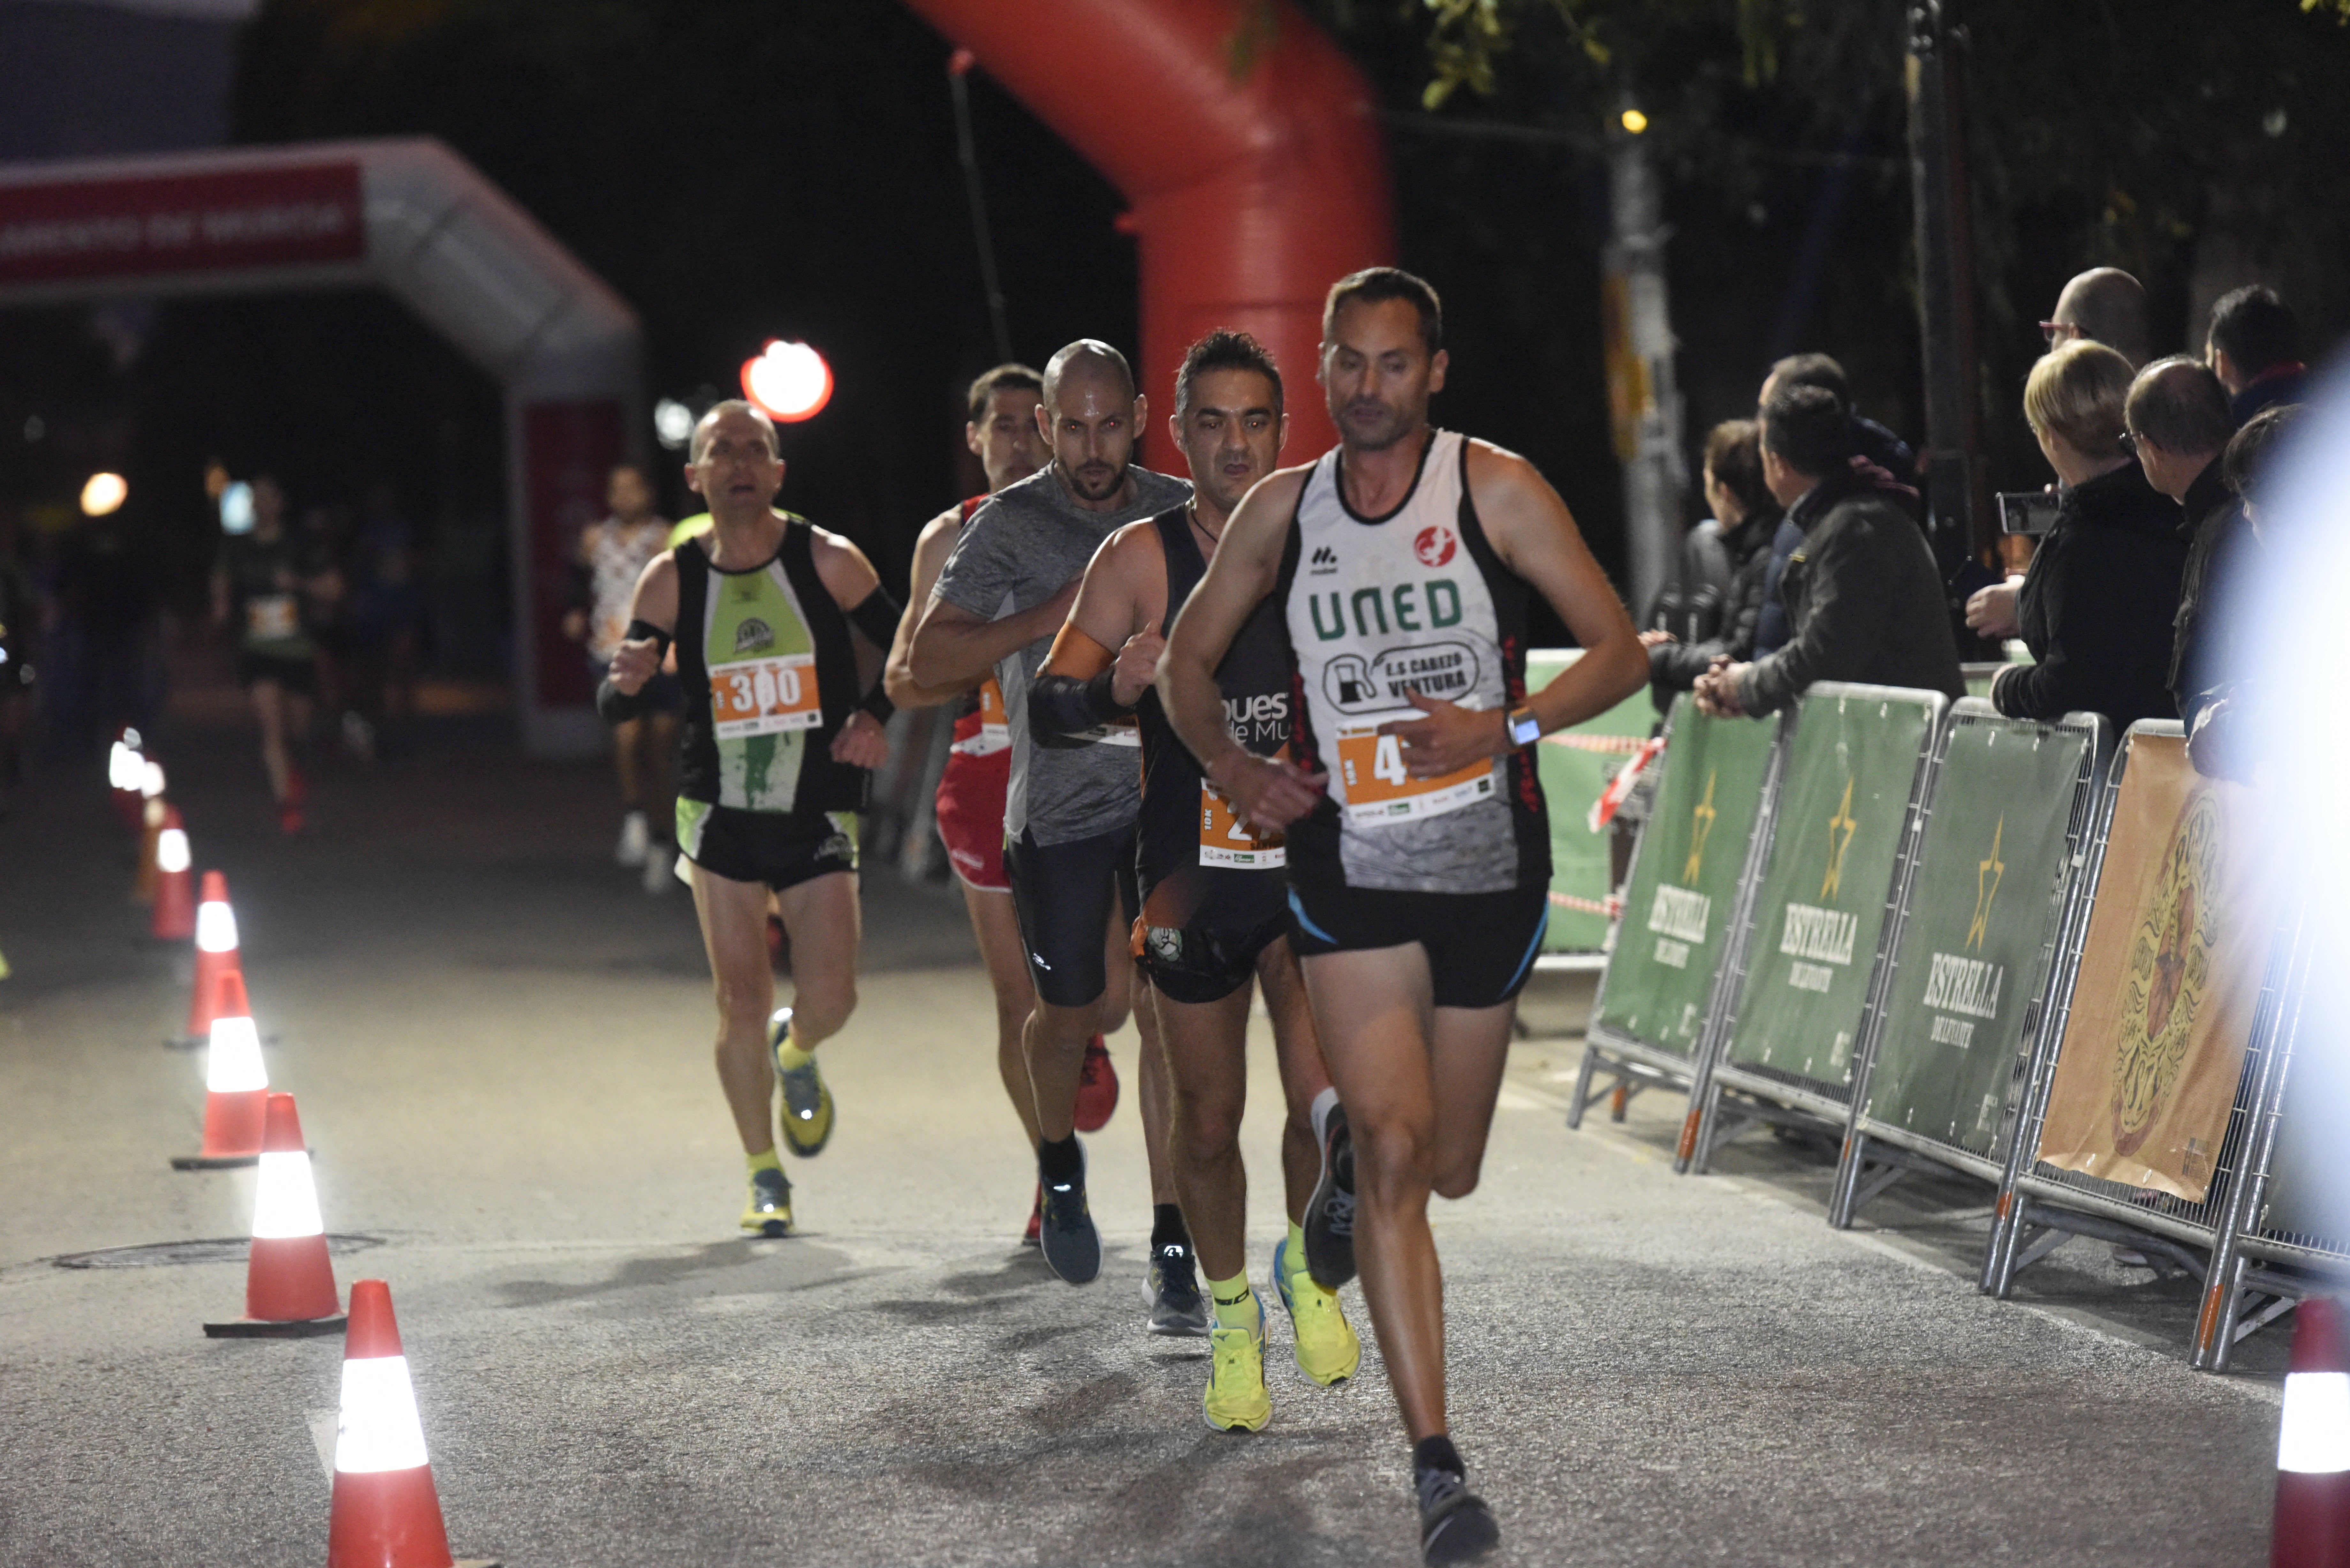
[151,805,195,942]
[204,1093,344,1338]
[327,1281,500,1568]
[2275,1296,2350,1568]
[170,871,243,1049]
[171,969,267,1169]
[108,727,146,829]
[136,795,165,904]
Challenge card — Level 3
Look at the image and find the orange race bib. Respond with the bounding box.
[710,652,822,739]
[950,677,1011,756]
[245,593,298,643]
[1200,780,1286,869]
[1334,724,1496,827]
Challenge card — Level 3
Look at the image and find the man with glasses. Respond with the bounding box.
[2041,267,2152,368]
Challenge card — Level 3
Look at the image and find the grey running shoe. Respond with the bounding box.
[1038,1142,1101,1285]
[770,1007,835,1157]
[739,1166,793,1237]
[1417,1466,1499,1565]
[1139,1243,1210,1337]
[1305,1103,1357,1289]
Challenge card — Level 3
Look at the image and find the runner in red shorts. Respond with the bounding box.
[886,364,1123,1244]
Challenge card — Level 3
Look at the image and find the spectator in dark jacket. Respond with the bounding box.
[1695,384,1964,718]
[1644,419,1782,710]
[2206,285,2307,425]
[1762,352,1917,488]
[2125,357,2242,733]
[2184,403,2306,781]
[1988,342,2186,731]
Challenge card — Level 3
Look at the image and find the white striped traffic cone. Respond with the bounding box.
[172,969,266,1169]
[170,871,244,1049]
[327,1280,499,1568]
[204,1092,344,1338]
[2275,1296,2350,1568]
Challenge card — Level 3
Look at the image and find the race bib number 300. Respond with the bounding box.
[1200,782,1285,868]
[711,653,822,738]
[1334,725,1494,827]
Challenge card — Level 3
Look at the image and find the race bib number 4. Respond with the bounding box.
[711,652,822,739]
[246,594,298,643]
[1334,725,1495,827]
[1200,781,1285,868]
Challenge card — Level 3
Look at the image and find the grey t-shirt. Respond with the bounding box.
[933,464,1192,846]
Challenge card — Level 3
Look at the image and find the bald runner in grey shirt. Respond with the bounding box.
[934,462,1192,845]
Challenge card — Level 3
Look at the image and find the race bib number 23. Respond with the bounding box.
[1200,782,1285,868]
[711,653,822,739]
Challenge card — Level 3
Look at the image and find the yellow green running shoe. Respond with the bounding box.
[740,1166,793,1237]
[770,1007,834,1157]
[1275,1235,1361,1386]
[1202,1292,1271,1433]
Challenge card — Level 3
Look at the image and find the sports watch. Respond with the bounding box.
[1506,705,1542,749]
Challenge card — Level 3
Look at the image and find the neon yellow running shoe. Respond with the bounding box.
[740,1166,793,1237]
[1203,1293,1271,1433]
[1275,1236,1361,1386]
[770,1007,834,1157]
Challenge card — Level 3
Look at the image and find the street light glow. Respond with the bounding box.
[742,340,833,423]
[80,472,127,516]
[1621,108,1649,135]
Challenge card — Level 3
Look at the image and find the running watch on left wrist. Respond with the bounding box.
[1506,704,1542,750]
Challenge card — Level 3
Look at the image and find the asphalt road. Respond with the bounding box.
[0,711,2287,1566]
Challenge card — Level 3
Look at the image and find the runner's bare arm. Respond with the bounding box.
[1377,443,1645,775]
[1031,524,1166,738]
[810,527,897,771]
[603,552,678,700]
[1161,468,1326,831]
[884,508,979,709]
[906,575,1081,690]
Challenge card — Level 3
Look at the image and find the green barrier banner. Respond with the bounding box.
[1593,695,1780,1057]
[1527,651,1656,952]
[1862,718,2089,1155]
[1726,690,1937,1086]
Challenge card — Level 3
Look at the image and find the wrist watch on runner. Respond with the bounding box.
[1505,704,1542,750]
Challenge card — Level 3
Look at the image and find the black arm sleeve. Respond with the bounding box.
[565,558,594,614]
[1029,668,1131,745]
[847,586,904,649]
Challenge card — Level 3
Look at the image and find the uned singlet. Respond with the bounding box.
[1277,428,1548,895]
[1135,505,1293,929]
[672,518,868,818]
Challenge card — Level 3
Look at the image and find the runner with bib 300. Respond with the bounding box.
[1158,269,1646,1566]
[598,400,902,1240]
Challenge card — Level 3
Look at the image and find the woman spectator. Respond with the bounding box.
[1646,419,1784,709]
[1989,341,2186,731]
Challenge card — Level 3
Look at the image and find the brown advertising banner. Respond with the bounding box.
[2035,733,2258,1202]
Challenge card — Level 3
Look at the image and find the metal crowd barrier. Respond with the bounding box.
[1568,693,1788,1144]
[2191,902,2350,1369]
[1684,684,1947,1174]
[1828,703,2111,1228]
[1983,722,2272,1303]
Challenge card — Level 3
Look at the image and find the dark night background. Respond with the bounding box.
[2,0,2345,676]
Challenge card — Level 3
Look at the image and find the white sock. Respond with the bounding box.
[1311,1087,1339,1148]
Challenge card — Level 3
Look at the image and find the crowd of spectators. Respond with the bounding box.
[1651,267,2321,785]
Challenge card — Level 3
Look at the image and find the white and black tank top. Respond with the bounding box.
[1275,428,1548,894]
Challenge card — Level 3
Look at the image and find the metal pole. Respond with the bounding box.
[1905,2,1989,572]
[1602,98,1685,622]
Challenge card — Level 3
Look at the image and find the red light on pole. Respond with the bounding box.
[741,340,833,423]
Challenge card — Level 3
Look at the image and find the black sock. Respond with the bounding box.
[1038,1134,1082,1187]
[1150,1203,1191,1255]
[1414,1434,1464,1480]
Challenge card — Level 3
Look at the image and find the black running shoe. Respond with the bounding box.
[1140,1242,1210,1336]
[1305,1103,1356,1290]
[1417,1465,1499,1565]
[1038,1141,1101,1285]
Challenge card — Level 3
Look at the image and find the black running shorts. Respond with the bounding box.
[237,651,315,693]
[676,801,858,892]
[1137,908,1291,1006]
[1285,878,1550,1011]
[1005,823,1139,1009]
